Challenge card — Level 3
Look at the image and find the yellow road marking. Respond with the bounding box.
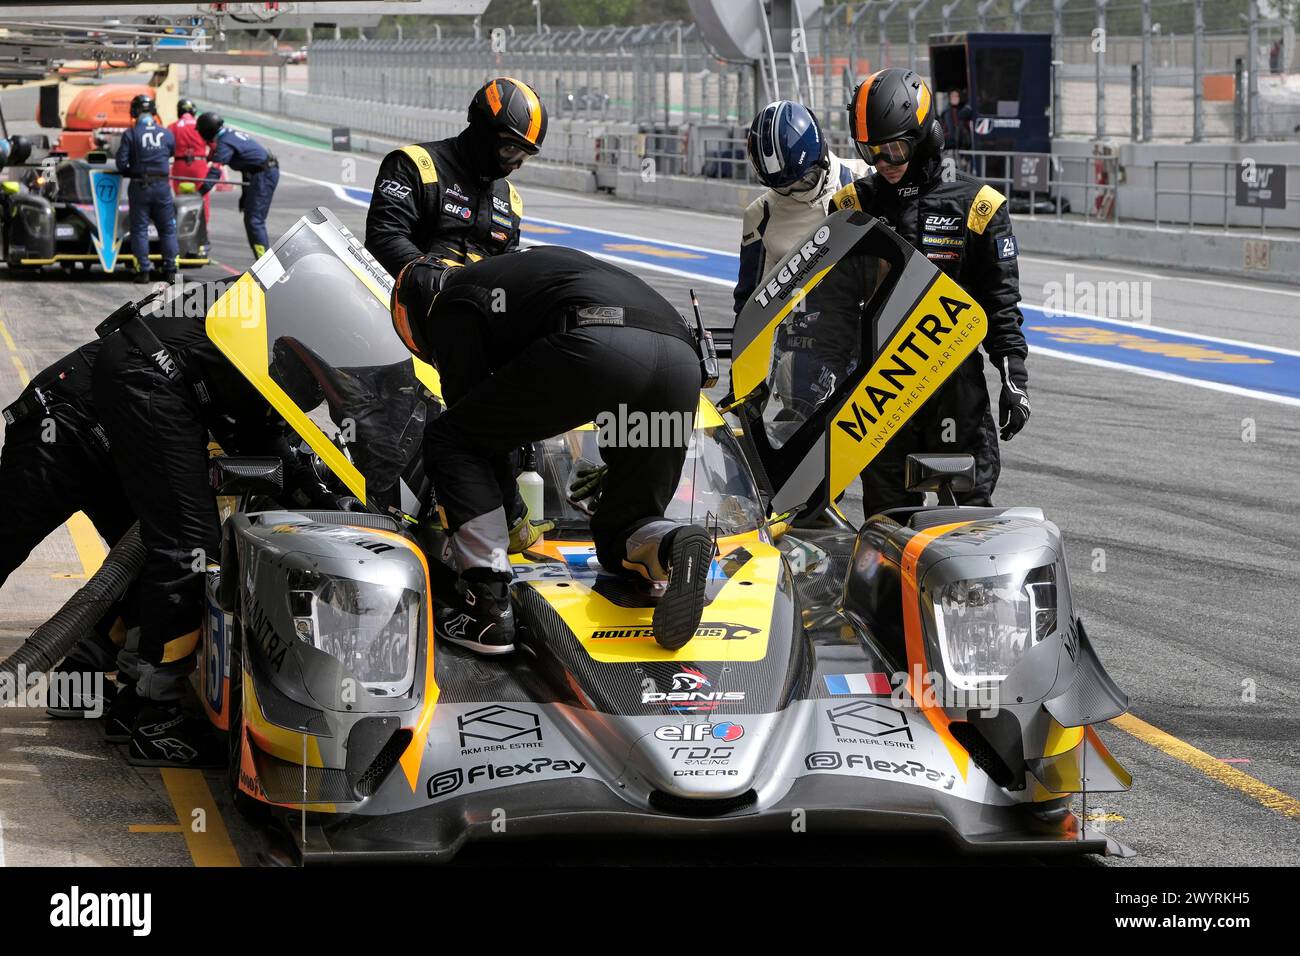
[159,769,241,867]
[66,512,107,577]
[9,355,29,386]
[0,317,18,352]
[1110,712,1300,820]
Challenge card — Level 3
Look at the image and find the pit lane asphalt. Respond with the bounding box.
[0,110,1296,867]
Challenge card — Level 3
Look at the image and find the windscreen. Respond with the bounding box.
[535,406,765,538]
[756,252,884,450]
[207,208,437,511]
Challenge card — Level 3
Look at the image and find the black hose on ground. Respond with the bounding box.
[0,523,144,691]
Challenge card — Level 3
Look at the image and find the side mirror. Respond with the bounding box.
[904,453,975,505]
[210,456,284,496]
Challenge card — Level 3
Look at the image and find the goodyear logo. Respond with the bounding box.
[829,278,986,495]
[754,224,831,308]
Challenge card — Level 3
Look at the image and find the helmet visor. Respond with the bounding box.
[860,138,913,167]
[771,166,825,196]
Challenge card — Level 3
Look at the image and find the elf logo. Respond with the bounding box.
[654,721,745,742]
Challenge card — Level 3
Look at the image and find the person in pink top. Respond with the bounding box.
[169,98,211,222]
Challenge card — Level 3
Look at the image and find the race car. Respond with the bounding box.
[1,83,209,275]
[197,207,1133,863]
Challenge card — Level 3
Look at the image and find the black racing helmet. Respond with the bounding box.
[466,77,547,176]
[847,68,943,167]
[196,111,224,142]
[177,97,197,116]
[129,94,156,119]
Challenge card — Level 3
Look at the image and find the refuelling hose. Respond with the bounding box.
[0,523,144,691]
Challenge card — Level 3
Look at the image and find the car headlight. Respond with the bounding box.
[20,204,51,235]
[286,568,419,698]
[931,564,1057,689]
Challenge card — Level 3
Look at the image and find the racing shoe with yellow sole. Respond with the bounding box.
[435,572,516,655]
[127,703,224,768]
[653,525,716,650]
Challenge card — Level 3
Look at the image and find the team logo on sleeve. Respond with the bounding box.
[378,178,411,199]
[996,235,1018,260]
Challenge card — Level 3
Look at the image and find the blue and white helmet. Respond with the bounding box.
[746,100,828,192]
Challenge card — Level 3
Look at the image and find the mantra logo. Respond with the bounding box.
[426,757,588,798]
[654,721,744,742]
[835,293,975,446]
[803,752,957,790]
[753,224,831,308]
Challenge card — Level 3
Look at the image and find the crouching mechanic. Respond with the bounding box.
[391,246,716,653]
[837,68,1031,508]
[0,343,135,716]
[91,293,346,766]
[734,100,866,415]
[196,112,279,259]
[116,94,177,284]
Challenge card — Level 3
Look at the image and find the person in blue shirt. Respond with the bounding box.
[115,95,178,283]
[195,112,279,259]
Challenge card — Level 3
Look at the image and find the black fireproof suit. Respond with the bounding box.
[0,342,134,671]
[92,312,291,701]
[363,129,523,280]
[420,247,702,581]
[828,155,1028,509]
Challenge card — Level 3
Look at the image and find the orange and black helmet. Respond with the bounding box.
[467,77,547,154]
[847,68,941,167]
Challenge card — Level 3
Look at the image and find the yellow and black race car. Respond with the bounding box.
[196,207,1132,863]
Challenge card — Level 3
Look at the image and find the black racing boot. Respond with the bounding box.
[103,682,143,743]
[435,572,515,655]
[132,270,152,284]
[653,525,716,650]
[45,659,116,719]
[127,702,223,768]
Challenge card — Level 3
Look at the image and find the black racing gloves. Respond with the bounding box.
[996,354,1031,442]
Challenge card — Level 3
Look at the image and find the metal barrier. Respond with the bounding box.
[1154,160,1300,232]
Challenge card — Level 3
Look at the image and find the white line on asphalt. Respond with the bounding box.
[1029,345,1300,407]
[1020,302,1300,358]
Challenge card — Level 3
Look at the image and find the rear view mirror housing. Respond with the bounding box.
[210,457,284,496]
[905,453,975,504]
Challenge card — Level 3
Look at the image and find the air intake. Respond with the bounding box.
[649,789,757,817]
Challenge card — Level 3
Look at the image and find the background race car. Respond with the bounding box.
[2,153,209,274]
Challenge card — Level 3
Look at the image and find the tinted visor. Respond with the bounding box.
[771,166,825,195]
[858,138,913,167]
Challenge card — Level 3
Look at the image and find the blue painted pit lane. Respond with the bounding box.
[335,181,1300,404]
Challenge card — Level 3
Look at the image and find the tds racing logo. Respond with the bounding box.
[378,178,411,200]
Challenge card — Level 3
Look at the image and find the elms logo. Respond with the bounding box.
[50,886,151,936]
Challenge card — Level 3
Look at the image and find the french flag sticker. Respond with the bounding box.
[824,673,892,696]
